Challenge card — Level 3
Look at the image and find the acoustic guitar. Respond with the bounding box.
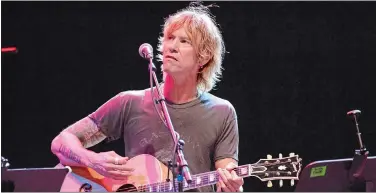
[57,153,302,192]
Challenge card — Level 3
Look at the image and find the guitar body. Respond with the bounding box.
[57,154,173,192]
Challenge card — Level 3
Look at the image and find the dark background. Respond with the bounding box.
[2,1,376,192]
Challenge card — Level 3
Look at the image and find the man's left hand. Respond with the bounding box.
[216,162,244,192]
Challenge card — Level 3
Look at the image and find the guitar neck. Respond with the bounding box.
[137,164,263,192]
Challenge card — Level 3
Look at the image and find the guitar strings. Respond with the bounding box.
[116,170,226,192]
[115,161,297,192]
[116,168,247,192]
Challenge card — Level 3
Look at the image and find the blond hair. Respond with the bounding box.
[156,2,225,92]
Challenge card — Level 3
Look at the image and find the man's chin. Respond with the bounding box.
[162,63,184,74]
[162,67,178,74]
[162,69,183,80]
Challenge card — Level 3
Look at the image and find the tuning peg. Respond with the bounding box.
[289,152,295,157]
[290,179,295,186]
[267,154,272,159]
[279,180,283,187]
[267,180,273,188]
[279,153,282,158]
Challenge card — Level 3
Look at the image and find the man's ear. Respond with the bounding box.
[198,54,211,68]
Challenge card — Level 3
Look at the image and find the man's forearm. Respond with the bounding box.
[51,132,95,167]
[51,117,106,167]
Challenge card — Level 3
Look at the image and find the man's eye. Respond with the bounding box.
[181,40,190,44]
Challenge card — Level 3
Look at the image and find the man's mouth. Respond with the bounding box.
[165,55,177,61]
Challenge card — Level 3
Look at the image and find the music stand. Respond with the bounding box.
[2,167,69,192]
[295,156,376,192]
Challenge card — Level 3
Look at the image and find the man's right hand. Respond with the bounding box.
[89,151,134,180]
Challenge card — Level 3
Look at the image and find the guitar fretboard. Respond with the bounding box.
[111,156,300,192]
[135,164,256,192]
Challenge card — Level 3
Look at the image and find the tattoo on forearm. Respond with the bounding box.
[58,145,83,165]
[66,117,106,148]
[83,131,106,148]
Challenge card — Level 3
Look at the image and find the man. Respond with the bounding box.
[51,2,243,192]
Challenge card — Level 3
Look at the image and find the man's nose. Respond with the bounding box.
[167,40,178,53]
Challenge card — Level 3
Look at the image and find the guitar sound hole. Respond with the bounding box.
[116,184,138,192]
[79,183,92,192]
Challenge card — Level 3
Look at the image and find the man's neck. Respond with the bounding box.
[163,75,198,104]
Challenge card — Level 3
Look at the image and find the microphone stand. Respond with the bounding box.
[147,57,192,192]
[347,110,369,191]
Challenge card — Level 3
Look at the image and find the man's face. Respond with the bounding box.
[162,27,200,78]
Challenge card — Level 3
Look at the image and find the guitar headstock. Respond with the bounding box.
[252,153,302,188]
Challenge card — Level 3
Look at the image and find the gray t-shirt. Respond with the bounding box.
[89,88,239,192]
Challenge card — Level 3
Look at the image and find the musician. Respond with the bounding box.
[51,2,243,192]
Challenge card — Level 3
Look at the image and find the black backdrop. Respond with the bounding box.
[2,1,376,192]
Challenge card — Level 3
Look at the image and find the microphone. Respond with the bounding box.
[139,43,153,60]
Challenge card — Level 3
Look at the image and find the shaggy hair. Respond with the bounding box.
[156,2,226,92]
